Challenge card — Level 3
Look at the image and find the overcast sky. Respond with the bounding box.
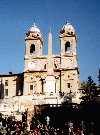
[0,0,100,84]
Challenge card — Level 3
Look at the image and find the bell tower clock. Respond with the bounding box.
[59,21,80,95]
[59,21,77,68]
[24,23,43,71]
[59,21,77,56]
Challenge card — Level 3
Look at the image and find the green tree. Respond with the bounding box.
[80,76,100,103]
[98,69,100,86]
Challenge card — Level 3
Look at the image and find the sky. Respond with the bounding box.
[0,0,100,84]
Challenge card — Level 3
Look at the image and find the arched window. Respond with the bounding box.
[30,44,35,54]
[65,41,70,53]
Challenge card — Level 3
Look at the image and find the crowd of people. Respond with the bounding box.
[0,113,96,135]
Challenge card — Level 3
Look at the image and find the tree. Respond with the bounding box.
[80,76,100,104]
[98,69,100,86]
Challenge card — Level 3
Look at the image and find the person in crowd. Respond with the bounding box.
[68,120,74,134]
[79,121,86,135]
[6,127,11,135]
[88,122,94,135]
[75,128,82,135]
[45,116,50,126]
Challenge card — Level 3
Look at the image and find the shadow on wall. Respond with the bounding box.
[0,81,4,99]
[16,75,24,96]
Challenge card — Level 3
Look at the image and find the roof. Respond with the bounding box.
[0,73,23,77]
[60,21,75,35]
[29,23,40,33]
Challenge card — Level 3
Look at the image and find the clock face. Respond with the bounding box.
[28,62,35,69]
[66,59,71,67]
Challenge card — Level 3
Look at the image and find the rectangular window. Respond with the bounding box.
[30,44,35,55]
[5,80,8,86]
[5,89,8,96]
[30,85,33,90]
[67,83,70,88]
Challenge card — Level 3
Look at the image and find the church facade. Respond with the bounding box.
[0,22,80,108]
